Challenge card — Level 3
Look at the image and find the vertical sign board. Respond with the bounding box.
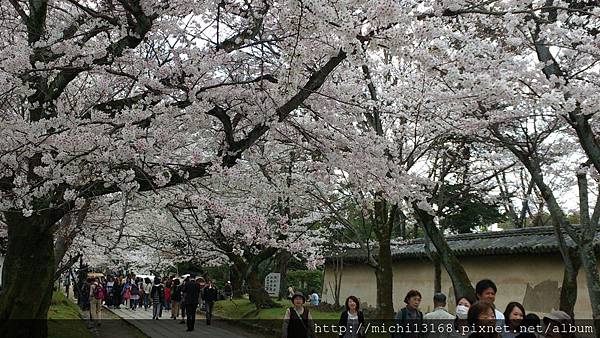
[264,272,281,297]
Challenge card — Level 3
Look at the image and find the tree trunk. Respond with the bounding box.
[331,256,343,308]
[575,171,600,329]
[433,254,442,294]
[578,241,600,332]
[524,159,581,314]
[0,212,57,338]
[247,269,275,311]
[414,207,476,302]
[278,251,291,301]
[423,232,442,294]
[374,236,394,318]
[559,251,580,318]
[229,264,244,298]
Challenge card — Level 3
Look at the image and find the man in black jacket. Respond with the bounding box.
[202,280,218,325]
[182,276,201,331]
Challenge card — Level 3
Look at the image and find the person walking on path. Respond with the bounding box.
[130,278,141,310]
[143,277,152,311]
[224,281,233,300]
[337,295,365,338]
[502,302,526,338]
[282,292,315,338]
[164,279,172,311]
[179,277,189,324]
[113,277,122,309]
[90,278,105,325]
[202,279,218,325]
[449,296,474,338]
[64,273,71,299]
[183,275,201,332]
[80,278,92,311]
[122,278,132,309]
[424,293,455,320]
[105,276,114,308]
[151,277,165,320]
[466,301,498,338]
[309,289,319,306]
[475,279,504,321]
[171,279,181,319]
[394,289,424,338]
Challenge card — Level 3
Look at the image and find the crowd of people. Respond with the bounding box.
[76,273,233,332]
[70,274,582,338]
[282,279,580,338]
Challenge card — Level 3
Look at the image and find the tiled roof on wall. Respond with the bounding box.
[331,226,600,262]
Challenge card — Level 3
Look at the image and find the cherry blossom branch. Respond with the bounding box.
[7,0,28,24]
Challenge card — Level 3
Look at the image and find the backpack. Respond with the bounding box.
[93,285,105,300]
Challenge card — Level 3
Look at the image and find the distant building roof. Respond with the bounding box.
[331,226,600,263]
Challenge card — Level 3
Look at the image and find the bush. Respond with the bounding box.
[287,270,323,295]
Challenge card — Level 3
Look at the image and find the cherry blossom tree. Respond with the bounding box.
[412,0,600,321]
[0,0,361,335]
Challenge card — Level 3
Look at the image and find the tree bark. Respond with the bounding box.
[489,132,582,315]
[575,171,600,328]
[0,212,58,338]
[247,269,275,310]
[277,251,291,301]
[374,237,394,318]
[414,207,476,302]
[433,254,442,294]
[371,200,396,319]
[230,266,244,298]
[559,251,580,318]
[330,256,343,308]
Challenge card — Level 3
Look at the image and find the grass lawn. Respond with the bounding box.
[213,298,340,320]
[47,291,93,338]
[213,298,340,337]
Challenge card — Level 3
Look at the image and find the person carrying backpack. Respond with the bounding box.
[90,278,105,325]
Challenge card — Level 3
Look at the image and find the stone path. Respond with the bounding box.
[107,306,266,338]
[86,308,149,338]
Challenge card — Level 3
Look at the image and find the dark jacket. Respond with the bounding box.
[338,310,366,338]
[182,281,200,305]
[203,286,218,303]
[150,284,165,303]
[287,307,313,338]
[171,285,182,302]
[394,307,424,338]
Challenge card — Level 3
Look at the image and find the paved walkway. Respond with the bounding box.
[86,308,148,338]
[107,307,265,338]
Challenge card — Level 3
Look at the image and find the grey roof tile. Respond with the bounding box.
[332,226,600,262]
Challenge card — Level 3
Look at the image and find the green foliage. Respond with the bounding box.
[213,298,339,320]
[287,270,323,295]
[439,184,504,233]
[203,265,230,289]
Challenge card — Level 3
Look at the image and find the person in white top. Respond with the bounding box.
[475,279,505,321]
[424,293,456,320]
